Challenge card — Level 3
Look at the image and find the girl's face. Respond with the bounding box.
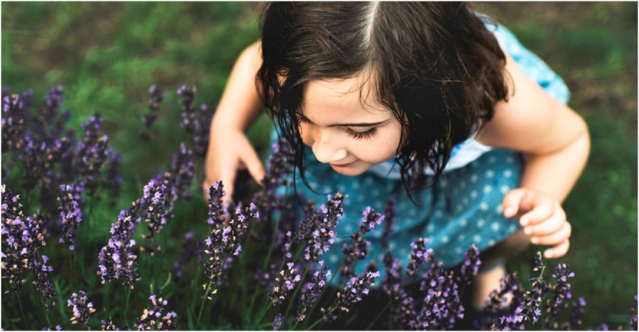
[297,75,403,176]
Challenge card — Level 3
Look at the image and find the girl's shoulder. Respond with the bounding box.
[479,14,571,105]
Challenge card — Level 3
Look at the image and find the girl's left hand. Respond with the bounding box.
[502,188,572,259]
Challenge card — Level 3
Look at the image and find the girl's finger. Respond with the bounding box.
[544,239,570,259]
[502,188,528,218]
[530,222,571,245]
[519,196,555,226]
[524,213,567,236]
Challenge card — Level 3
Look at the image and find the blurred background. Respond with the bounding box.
[2,2,637,328]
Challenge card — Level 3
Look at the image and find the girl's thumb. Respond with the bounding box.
[242,149,267,187]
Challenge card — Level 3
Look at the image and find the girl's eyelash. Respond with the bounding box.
[346,127,378,140]
[296,113,378,140]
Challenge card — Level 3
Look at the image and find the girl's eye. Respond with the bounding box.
[296,113,377,140]
[346,128,378,140]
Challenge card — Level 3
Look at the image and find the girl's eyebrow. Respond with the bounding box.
[296,112,388,127]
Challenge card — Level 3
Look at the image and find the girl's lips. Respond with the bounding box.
[331,162,353,167]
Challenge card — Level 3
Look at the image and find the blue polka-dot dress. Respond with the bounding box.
[265,21,570,287]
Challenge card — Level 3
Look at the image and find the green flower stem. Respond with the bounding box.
[16,293,27,329]
[365,302,391,330]
[41,298,52,327]
[252,301,272,330]
[196,280,213,329]
[305,306,337,330]
[124,287,131,326]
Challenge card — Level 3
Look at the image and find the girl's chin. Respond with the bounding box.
[331,163,368,176]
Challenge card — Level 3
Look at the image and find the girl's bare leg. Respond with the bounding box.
[471,229,530,310]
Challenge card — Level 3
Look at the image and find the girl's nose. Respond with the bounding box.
[310,129,348,164]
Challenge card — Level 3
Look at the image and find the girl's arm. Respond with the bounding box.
[475,51,590,204]
[475,51,590,259]
[211,41,265,132]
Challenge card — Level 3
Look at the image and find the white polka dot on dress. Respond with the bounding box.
[508,225,517,232]
[504,170,513,178]
[477,219,485,228]
[455,247,463,254]
[441,235,449,244]
[483,185,493,194]
[495,205,504,214]
[488,239,496,246]
[471,191,478,199]
[330,255,339,263]
[471,174,478,183]
[486,170,495,178]
[491,222,500,231]
[480,202,489,211]
[473,234,482,243]
[460,219,468,227]
[458,234,466,241]
[500,185,510,194]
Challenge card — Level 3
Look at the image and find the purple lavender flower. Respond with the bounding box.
[390,288,417,330]
[478,272,524,329]
[142,175,172,236]
[207,181,228,227]
[1,185,47,293]
[177,85,197,133]
[42,325,63,331]
[170,142,194,200]
[411,250,464,330]
[406,237,428,279]
[97,200,142,288]
[296,193,345,262]
[381,251,403,297]
[135,294,178,330]
[272,313,284,331]
[568,296,586,330]
[544,262,575,329]
[321,270,380,322]
[2,92,27,152]
[493,252,550,330]
[203,198,258,296]
[297,262,331,322]
[143,85,165,128]
[459,244,481,285]
[68,290,96,325]
[74,113,111,198]
[268,261,302,306]
[256,138,296,221]
[192,103,215,156]
[100,319,119,330]
[381,197,396,249]
[58,183,84,251]
[31,254,56,308]
[340,206,383,280]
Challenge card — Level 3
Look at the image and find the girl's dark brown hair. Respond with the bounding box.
[257,2,510,206]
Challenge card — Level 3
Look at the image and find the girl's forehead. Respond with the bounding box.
[302,76,388,118]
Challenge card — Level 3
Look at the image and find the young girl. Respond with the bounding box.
[203,2,590,312]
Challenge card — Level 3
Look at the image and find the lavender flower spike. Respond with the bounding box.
[460,244,481,284]
[272,313,284,331]
[322,270,380,322]
[269,262,302,306]
[68,290,96,325]
[406,237,428,279]
[135,294,178,330]
[58,183,84,251]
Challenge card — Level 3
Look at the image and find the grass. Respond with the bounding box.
[2,2,637,329]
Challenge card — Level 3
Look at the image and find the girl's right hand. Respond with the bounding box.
[202,122,266,206]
